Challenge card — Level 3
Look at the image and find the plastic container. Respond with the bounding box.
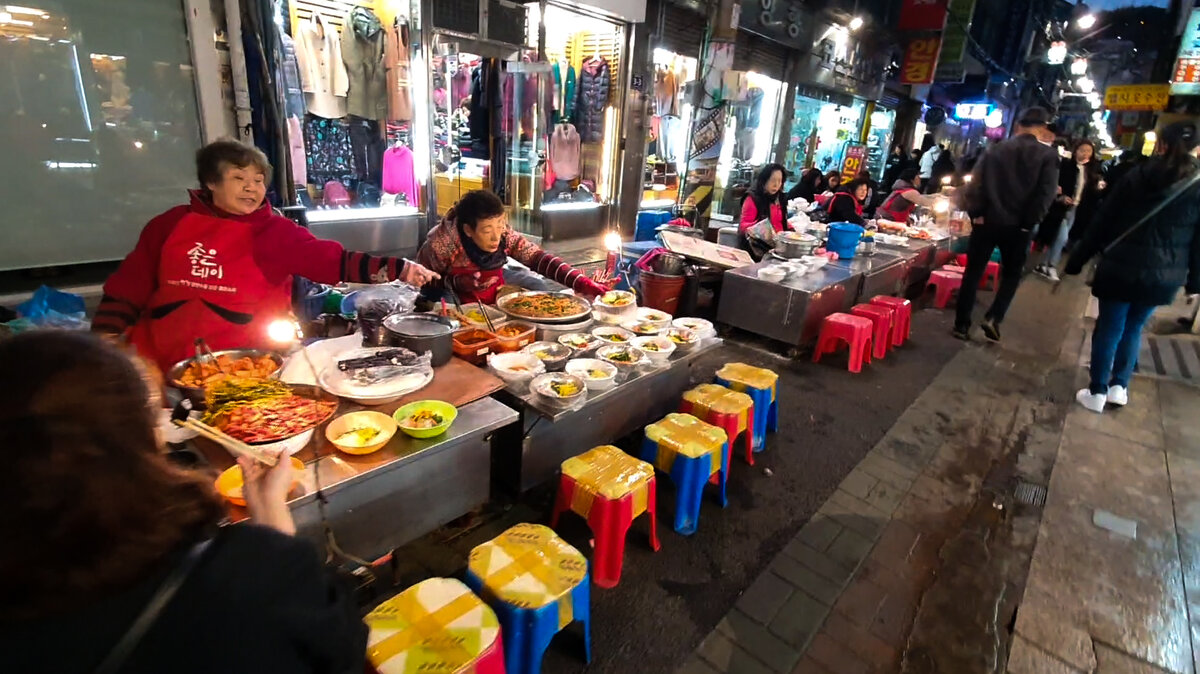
[492,321,537,352]
[325,411,397,455]
[565,358,619,391]
[827,222,866,259]
[639,269,686,314]
[452,328,498,365]
[393,400,458,439]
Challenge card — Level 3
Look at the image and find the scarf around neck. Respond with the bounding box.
[452,209,508,270]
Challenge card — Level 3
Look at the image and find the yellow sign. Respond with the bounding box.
[1104,85,1170,111]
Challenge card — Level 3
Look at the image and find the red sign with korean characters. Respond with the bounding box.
[898,0,950,31]
[841,143,867,185]
[900,37,942,84]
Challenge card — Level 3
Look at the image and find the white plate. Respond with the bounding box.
[318,366,433,406]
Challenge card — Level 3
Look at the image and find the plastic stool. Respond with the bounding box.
[467,524,590,674]
[714,362,779,450]
[365,577,505,674]
[550,446,660,589]
[813,313,874,373]
[942,264,966,275]
[641,413,729,535]
[851,303,895,359]
[679,384,756,467]
[870,296,912,347]
[980,261,1001,290]
[927,270,963,309]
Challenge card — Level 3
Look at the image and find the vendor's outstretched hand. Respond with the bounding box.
[401,260,440,286]
[576,272,618,299]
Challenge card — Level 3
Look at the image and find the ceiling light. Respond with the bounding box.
[1047,42,1067,65]
[1077,77,1094,93]
[1071,58,1088,76]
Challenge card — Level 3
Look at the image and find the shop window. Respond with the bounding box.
[865,108,897,181]
[641,47,696,209]
[0,0,203,270]
[286,0,424,222]
[712,71,785,221]
[785,95,866,187]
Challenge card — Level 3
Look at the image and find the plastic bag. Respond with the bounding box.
[354,281,420,346]
[16,285,88,330]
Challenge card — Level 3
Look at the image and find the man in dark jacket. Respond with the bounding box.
[953,107,1061,341]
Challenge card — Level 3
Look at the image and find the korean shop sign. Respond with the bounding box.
[841,143,867,184]
[900,36,942,85]
[1104,84,1169,111]
[898,0,949,31]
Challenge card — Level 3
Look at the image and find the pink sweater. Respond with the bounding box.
[549,124,581,181]
[382,146,420,207]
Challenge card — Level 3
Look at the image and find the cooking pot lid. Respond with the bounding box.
[383,313,453,336]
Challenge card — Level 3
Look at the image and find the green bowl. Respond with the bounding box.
[392,400,458,439]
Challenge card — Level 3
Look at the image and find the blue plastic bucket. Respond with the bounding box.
[827,222,866,259]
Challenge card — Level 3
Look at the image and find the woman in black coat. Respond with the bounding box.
[1064,122,1200,413]
[1034,139,1105,280]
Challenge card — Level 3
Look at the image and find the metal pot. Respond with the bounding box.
[382,314,455,367]
[651,252,688,275]
[774,233,819,259]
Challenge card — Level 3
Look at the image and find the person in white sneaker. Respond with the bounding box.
[1064,122,1200,413]
[1034,140,1105,282]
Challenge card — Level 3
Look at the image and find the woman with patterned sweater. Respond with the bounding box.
[92,140,439,372]
[416,189,612,303]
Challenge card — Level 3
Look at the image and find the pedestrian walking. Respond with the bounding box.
[919,142,942,193]
[1063,121,1200,413]
[953,107,1060,341]
[929,148,956,191]
[1033,139,1106,281]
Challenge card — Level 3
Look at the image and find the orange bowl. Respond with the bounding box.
[214,456,304,506]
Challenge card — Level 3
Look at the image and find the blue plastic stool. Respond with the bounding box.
[714,363,780,450]
[641,413,730,535]
[466,523,591,674]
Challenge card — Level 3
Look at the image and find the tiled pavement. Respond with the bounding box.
[678,278,1093,674]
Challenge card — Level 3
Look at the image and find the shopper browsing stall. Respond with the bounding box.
[416,189,611,303]
[92,140,439,372]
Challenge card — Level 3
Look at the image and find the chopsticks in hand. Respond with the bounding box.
[476,300,497,333]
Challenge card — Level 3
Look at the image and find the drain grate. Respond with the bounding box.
[1014,481,1047,507]
[1080,333,1200,384]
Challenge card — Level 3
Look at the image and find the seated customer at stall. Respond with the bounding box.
[416,188,611,303]
[783,166,827,204]
[0,331,368,674]
[876,167,939,223]
[824,179,870,226]
[92,139,440,372]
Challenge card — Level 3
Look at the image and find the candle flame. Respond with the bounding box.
[604,231,622,252]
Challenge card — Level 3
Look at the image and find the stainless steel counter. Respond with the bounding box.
[492,338,725,492]
[829,251,911,302]
[716,261,862,346]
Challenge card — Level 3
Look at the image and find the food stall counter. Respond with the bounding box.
[717,261,861,347]
[878,239,938,296]
[828,251,910,302]
[491,338,725,493]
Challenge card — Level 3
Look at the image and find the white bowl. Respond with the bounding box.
[592,325,635,345]
[558,331,602,354]
[800,255,829,273]
[595,344,650,372]
[486,352,546,386]
[622,318,666,336]
[258,428,315,456]
[635,307,673,326]
[672,317,715,340]
[631,336,676,364]
[758,265,788,283]
[564,358,619,391]
[529,372,588,408]
[663,327,700,353]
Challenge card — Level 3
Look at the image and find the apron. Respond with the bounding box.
[449,266,506,304]
[130,212,293,372]
[878,189,916,223]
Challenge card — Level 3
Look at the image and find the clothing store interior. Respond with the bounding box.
[712,70,784,220]
[642,48,696,210]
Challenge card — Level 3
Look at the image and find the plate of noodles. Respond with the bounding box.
[496,291,592,323]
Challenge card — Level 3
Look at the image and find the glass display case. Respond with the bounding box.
[864,108,897,181]
[784,95,866,180]
[712,70,785,220]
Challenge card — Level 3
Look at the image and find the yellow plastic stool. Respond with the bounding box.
[715,362,779,448]
[680,383,756,465]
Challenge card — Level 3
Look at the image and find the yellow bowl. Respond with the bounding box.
[324,411,397,455]
[214,456,304,507]
[392,400,458,439]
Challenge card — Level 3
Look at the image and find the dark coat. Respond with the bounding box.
[961,133,1060,230]
[1064,158,1200,306]
[575,56,610,143]
[1034,158,1105,248]
[826,191,865,225]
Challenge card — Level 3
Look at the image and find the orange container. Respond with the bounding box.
[214,456,304,506]
[492,321,537,352]
[452,328,498,365]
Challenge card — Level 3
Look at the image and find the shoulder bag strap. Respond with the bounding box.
[93,538,213,674]
[1101,170,1200,257]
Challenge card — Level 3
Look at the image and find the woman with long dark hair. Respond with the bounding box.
[739,162,788,235]
[825,179,870,225]
[784,166,828,204]
[1065,122,1200,413]
[1034,139,1106,281]
[0,332,367,673]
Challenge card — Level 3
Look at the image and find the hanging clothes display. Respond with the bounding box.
[383,18,412,121]
[382,145,420,206]
[304,115,355,186]
[451,65,471,109]
[562,63,577,124]
[575,56,609,143]
[549,123,581,181]
[294,14,348,119]
[347,116,385,186]
[279,33,307,119]
[287,116,307,186]
[654,67,677,117]
[340,6,387,122]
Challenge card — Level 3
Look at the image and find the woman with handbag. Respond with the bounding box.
[1033,139,1106,281]
[1064,122,1200,413]
[0,332,368,673]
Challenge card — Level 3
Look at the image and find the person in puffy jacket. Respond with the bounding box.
[1065,121,1200,413]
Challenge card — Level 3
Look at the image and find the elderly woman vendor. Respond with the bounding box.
[416,189,611,303]
[92,140,439,371]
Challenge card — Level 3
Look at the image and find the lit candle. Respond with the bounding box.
[603,230,622,277]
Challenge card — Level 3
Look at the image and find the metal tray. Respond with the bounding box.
[496,291,593,324]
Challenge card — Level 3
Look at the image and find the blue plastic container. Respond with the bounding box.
[826,222,866,259]
[635,210,672,241]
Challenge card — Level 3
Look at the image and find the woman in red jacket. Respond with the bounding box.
[416,189,610,303]
[92,140,439,371]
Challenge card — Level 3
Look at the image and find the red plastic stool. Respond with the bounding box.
[813,313,874,373]
[870,296,912,346]
[680,384,756,467]
[550,446,660,589]
[980,261,1001,290]
[955,253,968,266]
[851,303,895,359]
[927,270,963,309]
[943,264,966,275]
